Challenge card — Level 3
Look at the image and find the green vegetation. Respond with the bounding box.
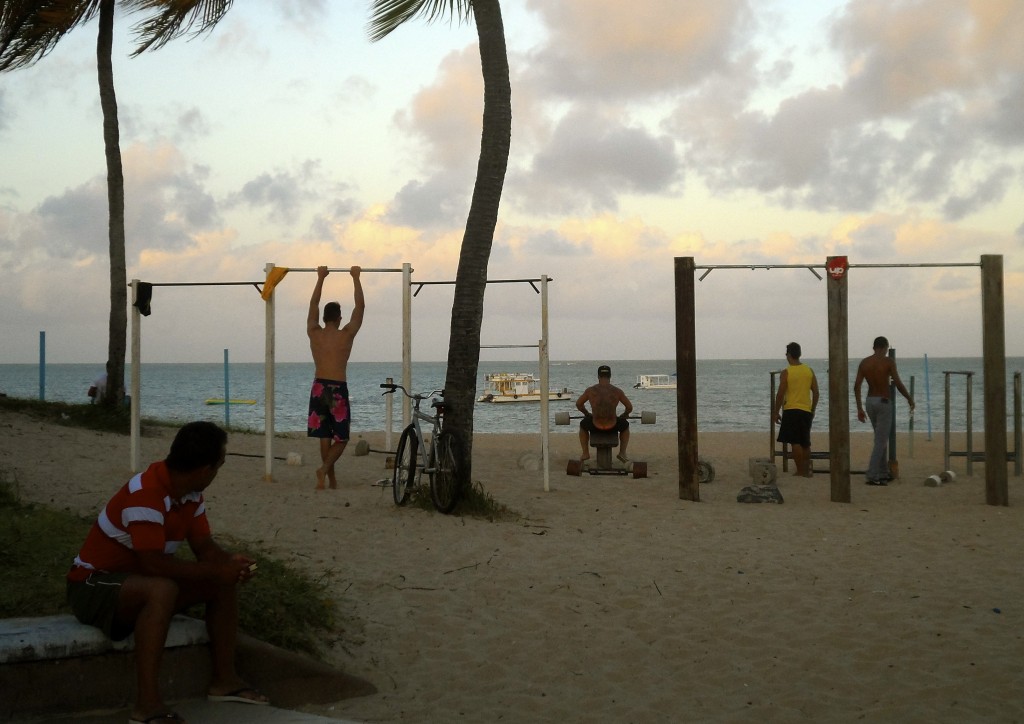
[0,476,92,617]
[408,479,521,522]
[0,471,341,659]
[0,395,131,434]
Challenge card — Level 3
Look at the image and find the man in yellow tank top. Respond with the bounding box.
[772,342,820,478]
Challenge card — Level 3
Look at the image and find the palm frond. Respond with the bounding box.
[367,0,470,43]
[0,0,103,72]
[123,0,233,56]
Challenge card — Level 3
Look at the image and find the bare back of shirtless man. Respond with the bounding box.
[575,365,634,462]
[307,266,364,489]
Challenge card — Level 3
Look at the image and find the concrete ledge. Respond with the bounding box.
[0,614,207,664]
[0,615,376,719]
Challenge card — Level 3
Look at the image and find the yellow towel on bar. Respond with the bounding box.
[261,267,290,300]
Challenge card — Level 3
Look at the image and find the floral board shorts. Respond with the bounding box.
[307,378,351,443]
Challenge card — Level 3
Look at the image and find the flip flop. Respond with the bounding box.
[616,454,630,464]
[128,712,184,724]
[207,686,270,706]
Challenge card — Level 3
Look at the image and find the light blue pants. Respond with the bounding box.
[866,396,892,480]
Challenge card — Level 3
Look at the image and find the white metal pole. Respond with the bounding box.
[264,262,276,481]
[130,280,142,472]
[402,262,413,426]
[223,348,230,428]
[540,275,551,492]
[385,376,394,451]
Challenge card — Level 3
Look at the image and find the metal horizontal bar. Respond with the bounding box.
[412,278,551,297]
[281,267,405,273]
[695,262,980,270]
[130,281,262,287]
[480,344,540,349]
[413,278,552,284]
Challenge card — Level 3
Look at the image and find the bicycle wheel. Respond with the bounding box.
[393,426,417,505]
[429,431,461,514]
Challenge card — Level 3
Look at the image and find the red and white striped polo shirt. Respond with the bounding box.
[67,460,211,583]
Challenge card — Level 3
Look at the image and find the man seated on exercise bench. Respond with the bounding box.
[576,365,633,462]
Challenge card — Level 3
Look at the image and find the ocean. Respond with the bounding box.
[1,358,1021,435]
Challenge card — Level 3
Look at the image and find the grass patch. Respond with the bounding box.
[0,478,92,618]
[184,537,340,656]
[0,396,130,434]
[0,472,343,659]
[408,480,521,522]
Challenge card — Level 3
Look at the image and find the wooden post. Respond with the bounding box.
[980,254,1008,505]
[967,374,974,477]
[675,257,699,501]
[944,372,951,471]
[826,256,851,502]
[887,347,898,479]
[1014,372,1021,477]
[769,371,777,462]
[264,262,276,481]
[130,280,141,473]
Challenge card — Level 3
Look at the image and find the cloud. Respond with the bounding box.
[652,0,1024,218]
[524,0,752,98]
[229,171,305,223]
[393,48,484,170]
[0,141,222,273]
[834,0,1024,113]
[274,0,330,30]
[512,108,680,214]
[942,166,1016,220]
[222,159,354,230]
[388,175,470,228]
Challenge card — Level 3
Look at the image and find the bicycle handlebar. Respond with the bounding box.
[380,382,445,401]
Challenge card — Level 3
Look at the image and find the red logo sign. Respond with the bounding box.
[827,256,848,281]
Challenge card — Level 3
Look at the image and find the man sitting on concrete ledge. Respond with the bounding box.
[66,421,269,724]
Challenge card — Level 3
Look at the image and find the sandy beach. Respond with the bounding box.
[2,411,1023,723]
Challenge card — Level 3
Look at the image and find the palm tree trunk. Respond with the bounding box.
[442,0,511,488]
[97,0,127,406]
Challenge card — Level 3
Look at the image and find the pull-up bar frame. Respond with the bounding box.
[413,275,555,492]
[675,256,1007,506]
[412,277,550,296]
[129,279,266,470]
[129,265,413,477]
[261,264,413,480]
[696,261,980,282]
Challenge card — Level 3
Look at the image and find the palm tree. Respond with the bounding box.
[370,0,512,495]
[0,0,232,407]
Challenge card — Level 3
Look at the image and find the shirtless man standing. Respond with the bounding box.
[854,336,915,485]
[307,266,364,490]
[576,365,633,462]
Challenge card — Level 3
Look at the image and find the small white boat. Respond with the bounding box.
[477,372,573,403]
[633,374,676,390]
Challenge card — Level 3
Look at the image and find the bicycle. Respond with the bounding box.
[379,383,462,514]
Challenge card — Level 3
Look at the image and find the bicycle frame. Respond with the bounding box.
[407,396,444,485]
[381,383,460,512]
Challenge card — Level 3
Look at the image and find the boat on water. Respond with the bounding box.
[204,398,258,406]
[477,372,574,403]
[633,374,676,390]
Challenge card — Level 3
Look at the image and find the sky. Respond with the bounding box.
[1,0,1023,365]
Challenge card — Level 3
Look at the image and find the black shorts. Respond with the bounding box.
[66,571,133,641]
[580,415,629,433]
[777,409,813,447]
